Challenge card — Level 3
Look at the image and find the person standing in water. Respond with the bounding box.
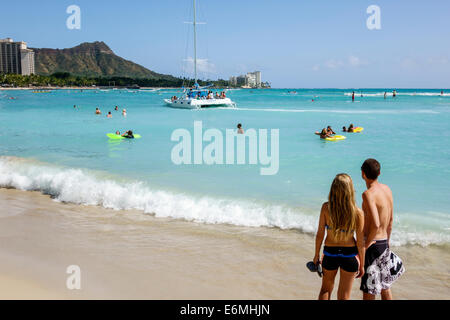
[393,90,397,98]
[359,159,405,300]
[352,91,355,102]
[313,174,365,300]
[384,92,387,99]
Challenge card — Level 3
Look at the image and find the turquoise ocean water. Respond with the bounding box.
[0,88,449,246]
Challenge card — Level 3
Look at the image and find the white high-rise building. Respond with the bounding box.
[20,48,35,75]
[229,71,263,88]
[243,71,261,88]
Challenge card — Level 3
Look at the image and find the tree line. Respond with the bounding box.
[0,73,234,88]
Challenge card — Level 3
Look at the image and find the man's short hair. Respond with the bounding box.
[361,158,380,180]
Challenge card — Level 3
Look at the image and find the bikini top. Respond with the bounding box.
[325,224,354,233]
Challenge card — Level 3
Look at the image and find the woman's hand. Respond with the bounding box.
[356,264,365,279]
[313,254,321,266]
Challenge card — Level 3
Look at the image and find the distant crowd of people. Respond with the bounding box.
[93,106,127,117]
[315,124,357,139]
[171,89,227,102]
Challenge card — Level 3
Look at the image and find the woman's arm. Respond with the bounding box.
[314,203,327,264]
[355,209,365,278]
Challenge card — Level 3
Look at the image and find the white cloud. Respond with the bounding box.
[348,55,363,67]
[183,57,216,75]
[427,56,449,65]
[324,59,345,69]
[315,56,367,71]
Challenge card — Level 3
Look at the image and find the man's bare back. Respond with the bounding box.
[362,181,393,247]
[359,158,404,299]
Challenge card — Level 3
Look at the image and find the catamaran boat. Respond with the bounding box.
[164,0,236,109]
[164,88,236,109]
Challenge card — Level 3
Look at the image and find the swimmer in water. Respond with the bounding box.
[327,126,336,135]
[237,123,244,134]
[115,106,119,111]
[343,126,347,132]
[122,130,134,139]
[95,107,101,115]
[348,124,355,133]
[107,111,112,118]
[122,109,127,116]
[315,128,331,139]
[115,131,120,135]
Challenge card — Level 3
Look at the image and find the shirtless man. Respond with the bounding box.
[360,158,404,300]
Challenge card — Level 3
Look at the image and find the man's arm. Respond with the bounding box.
[362,191,380,249]
[387,193,394,244]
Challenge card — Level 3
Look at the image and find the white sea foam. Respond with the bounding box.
[0,156,448,247]
[222,107,439,114]
[344,92,450,97]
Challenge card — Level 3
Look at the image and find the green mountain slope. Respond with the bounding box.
[32,41,176,79]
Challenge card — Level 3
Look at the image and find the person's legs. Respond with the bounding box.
[363,292,376,300]
[381,289,392,300]
[319,268,338,300]
[337,269,356,300]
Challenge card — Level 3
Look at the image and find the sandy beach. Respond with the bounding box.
[0,188,448,300]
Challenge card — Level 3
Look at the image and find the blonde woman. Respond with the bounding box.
[313,173,365,300]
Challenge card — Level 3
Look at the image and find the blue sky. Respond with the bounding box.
[1,0,449,88]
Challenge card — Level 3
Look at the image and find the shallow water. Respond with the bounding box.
[0,88,449,246]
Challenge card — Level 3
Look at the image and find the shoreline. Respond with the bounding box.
[0,188,448,299]
[0,87,177,91]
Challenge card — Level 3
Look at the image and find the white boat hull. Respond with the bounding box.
[165,97,236,109]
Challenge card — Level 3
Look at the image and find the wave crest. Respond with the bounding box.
[0,156,448,247]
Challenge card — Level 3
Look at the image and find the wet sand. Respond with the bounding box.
[0,188,448,300]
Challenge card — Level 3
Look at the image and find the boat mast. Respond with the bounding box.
[193,0,197,86]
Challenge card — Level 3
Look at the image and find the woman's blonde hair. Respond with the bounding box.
[328,173,358,240]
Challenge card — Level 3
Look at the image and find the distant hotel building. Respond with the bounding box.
[229,71,262,88]
[0,38,35,75]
